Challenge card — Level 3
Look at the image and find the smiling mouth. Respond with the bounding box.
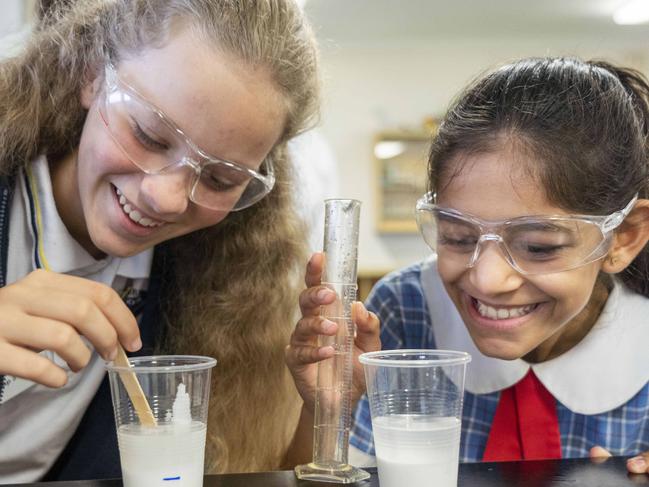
[472,298,539,320]
[114,186,164,228]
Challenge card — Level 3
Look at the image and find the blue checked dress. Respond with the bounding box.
[350,257,649,462]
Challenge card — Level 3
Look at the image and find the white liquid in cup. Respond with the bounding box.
[118,422,207,487]
[373,415,461,487]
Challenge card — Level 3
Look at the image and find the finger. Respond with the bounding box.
[627,453,649,474]
[588,446,612,465]
[305,252,324,288]
[285,343,335,367]
[18,288,123,359]
[2,315,93,370]
[290,317,338,346]
[589,446,612,458]
[352,302,381,353]
[22,272,140,351]
[0,342,68,388]
[298,286,336,317]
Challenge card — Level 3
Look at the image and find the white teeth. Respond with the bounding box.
[476,300,535,320]
[114,187,162,228]
[128,210,142,222]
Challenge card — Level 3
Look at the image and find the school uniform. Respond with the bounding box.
[0,156,168,483]
[349,255,649,466]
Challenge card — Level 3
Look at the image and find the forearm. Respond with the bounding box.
[281,403,314,469]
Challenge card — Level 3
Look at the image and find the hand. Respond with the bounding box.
[285,252,381,413]
[589,446,649,474]
[0,269,142,388]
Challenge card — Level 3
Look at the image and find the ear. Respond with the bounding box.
[80,73,102,109]
[601,199,649,274]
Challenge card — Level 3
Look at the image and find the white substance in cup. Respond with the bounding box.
[373,415,461,487]
[118,383,207,487]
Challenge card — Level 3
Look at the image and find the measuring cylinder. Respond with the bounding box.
[295,199,370,483]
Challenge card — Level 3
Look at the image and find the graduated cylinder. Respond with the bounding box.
[295,199,369,483]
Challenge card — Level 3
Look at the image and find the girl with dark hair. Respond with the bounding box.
[292,57,649,474]
[0,0,327,482]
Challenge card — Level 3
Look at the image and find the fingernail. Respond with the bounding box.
[317,288,331,300]
[130,338,142,351]
[319,346,335,358]
[628,456,647,470]
[107,348,118,361]
[322,319,337,332]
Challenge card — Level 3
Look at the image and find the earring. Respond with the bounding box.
[608,256,618,266]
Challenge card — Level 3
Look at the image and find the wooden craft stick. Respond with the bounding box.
[113,345,157,427]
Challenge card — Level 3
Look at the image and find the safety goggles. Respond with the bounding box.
[415,192,637,275]
[98,63,275,211]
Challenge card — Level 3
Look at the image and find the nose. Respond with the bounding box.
[468,242,524,295]
[139,166,192,216]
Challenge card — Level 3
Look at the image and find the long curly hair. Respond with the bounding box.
[0,0,320,473]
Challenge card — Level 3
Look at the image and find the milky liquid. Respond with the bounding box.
[373,415,461,487]
[118,422,207,487]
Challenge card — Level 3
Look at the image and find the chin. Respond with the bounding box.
[472,337,525,361]
[92,237,148,259]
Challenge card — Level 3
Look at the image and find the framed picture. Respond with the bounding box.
[374,125,436,233]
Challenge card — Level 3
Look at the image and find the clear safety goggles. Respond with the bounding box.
[415,192,637,275]
[98,63,275,211]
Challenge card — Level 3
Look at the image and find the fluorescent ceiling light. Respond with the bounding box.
[613,0,649,25]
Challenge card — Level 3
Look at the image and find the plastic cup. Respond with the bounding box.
[359,350,470,487]
[107,355,217,487]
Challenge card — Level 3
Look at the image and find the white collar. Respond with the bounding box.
[22,155,152,279]
[420,255,649,414]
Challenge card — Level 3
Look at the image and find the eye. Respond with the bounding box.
[437,234,478,252]
[435,216,478,252]
[510,240,570,261]
[131,121,169,151]
[200,164,249,192]
[203,175,237,192]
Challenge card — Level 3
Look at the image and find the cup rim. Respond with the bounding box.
[359,349,471,367]
[105,354,217,373]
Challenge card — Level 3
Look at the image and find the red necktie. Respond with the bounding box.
[482,369,562,462]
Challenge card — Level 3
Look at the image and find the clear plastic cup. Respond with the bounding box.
[359,350,471,487]
[106,355,217,487]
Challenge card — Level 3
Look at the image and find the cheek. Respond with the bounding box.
[78,104,134,174]
[437,259,463,288]
[191,208,229,231]
[535,269,599,314]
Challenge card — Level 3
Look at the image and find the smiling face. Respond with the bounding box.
[435,150,610,362]
[52,27,287,259]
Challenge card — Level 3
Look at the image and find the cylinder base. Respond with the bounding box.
[294,462,370,484]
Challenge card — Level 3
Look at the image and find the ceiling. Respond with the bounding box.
[303,0,649,43]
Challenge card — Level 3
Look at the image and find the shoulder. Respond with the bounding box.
[366,260,436,349]
[366,261,427,312]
